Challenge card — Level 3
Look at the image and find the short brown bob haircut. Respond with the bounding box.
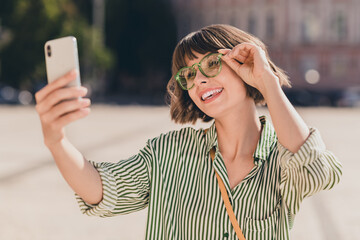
[166,24,291,124]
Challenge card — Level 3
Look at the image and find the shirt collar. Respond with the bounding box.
[253,116,277,161]
[204,116,277,161]
[204,121,218,153]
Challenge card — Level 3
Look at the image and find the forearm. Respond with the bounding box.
[259,72,310,153]
[48,138,103,205]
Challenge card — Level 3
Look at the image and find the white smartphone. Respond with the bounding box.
[44,36,81,87]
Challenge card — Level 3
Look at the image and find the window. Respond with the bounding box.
[330,54,348,80]
[301,10,320,43]
[300,55,319,75]
[248,13,256,35]
[331,11,347,42]
[266,14,275,40]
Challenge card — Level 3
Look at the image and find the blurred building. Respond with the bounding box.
[170,0,360,105]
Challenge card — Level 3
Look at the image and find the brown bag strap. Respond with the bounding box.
[209,148,246,240]
[206,128,246,240]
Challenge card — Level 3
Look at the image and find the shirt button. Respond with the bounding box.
[223,232,229,238]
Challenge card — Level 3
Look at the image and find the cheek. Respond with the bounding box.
[188,90,200,105]
[220,70,249,100]
[188,90,208,114]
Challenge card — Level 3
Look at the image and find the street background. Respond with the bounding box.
[1,0,359,239]
[1,0,360,106]
[0,105,358,240]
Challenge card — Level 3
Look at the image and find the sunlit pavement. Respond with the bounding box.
[0,105,358,240]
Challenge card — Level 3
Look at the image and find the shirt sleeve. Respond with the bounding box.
[75,141,153,218]
[278,127,342,216]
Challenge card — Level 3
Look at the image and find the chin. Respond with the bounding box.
[199,108,223,120]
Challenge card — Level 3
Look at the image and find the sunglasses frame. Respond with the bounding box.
[175,52,223,90]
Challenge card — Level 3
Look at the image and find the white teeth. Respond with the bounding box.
[201,89,223,101]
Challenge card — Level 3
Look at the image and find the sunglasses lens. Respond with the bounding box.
[178,67,195,89]
[200,53,221,77]
[176,53,222,90]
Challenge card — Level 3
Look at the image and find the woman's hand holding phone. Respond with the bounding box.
[34,37,103,204]
[35,70,91,148]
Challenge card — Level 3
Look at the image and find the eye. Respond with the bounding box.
[183,69,196,80]
[187,71,195,79]
[207,59,219,68]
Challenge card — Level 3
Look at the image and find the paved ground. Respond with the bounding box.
[0,105,358,240]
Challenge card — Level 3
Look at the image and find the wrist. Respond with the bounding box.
[46,137,68,151]
[257,71,282,99]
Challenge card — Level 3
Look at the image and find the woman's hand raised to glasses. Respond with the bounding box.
[35,70,91,148]
[218,42,280,94]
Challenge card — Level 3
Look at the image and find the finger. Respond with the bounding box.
[42,98,91,124]
[228,47,250,59]
[35,69,78,103]
[217,49,231,54]
[236,42,259,51]
[219,46,249,65]
[218,48,245,65]
[36,86,88,115]
[234,43,270,67]
[239,43,269,67]
[220,43,259,64]
[231,43,261,58]
[237,43,266,60]
[52,108,91,130]
[221,57,243,75]
[223,53,246,65]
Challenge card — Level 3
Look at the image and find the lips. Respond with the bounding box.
[200,88,223,101]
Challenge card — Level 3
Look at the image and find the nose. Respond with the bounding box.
[193,68,208,86]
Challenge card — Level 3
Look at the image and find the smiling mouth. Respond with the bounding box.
[201,88,223,101]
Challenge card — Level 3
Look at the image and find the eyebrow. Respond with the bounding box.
[185,55,203,67]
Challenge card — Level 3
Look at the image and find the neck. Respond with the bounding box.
[215,102,261,163]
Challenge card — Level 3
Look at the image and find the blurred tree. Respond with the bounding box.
[0,0,177,102]
[105,0,177,97]
[0,0,113,91]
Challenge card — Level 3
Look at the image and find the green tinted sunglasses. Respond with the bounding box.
[175,52,223,90]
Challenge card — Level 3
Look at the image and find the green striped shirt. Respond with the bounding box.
[76,116,342,239]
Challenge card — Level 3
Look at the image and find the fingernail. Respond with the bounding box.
[77,87,87,94]
[218,49,230,53]
[81,87,88,93]
[82,108,91,114]
[82,98,90,105]
[70,69,78,76]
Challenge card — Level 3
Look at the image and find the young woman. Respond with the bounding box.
[35,24,342,239]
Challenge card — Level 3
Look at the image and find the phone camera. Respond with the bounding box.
[47,45,52,57]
